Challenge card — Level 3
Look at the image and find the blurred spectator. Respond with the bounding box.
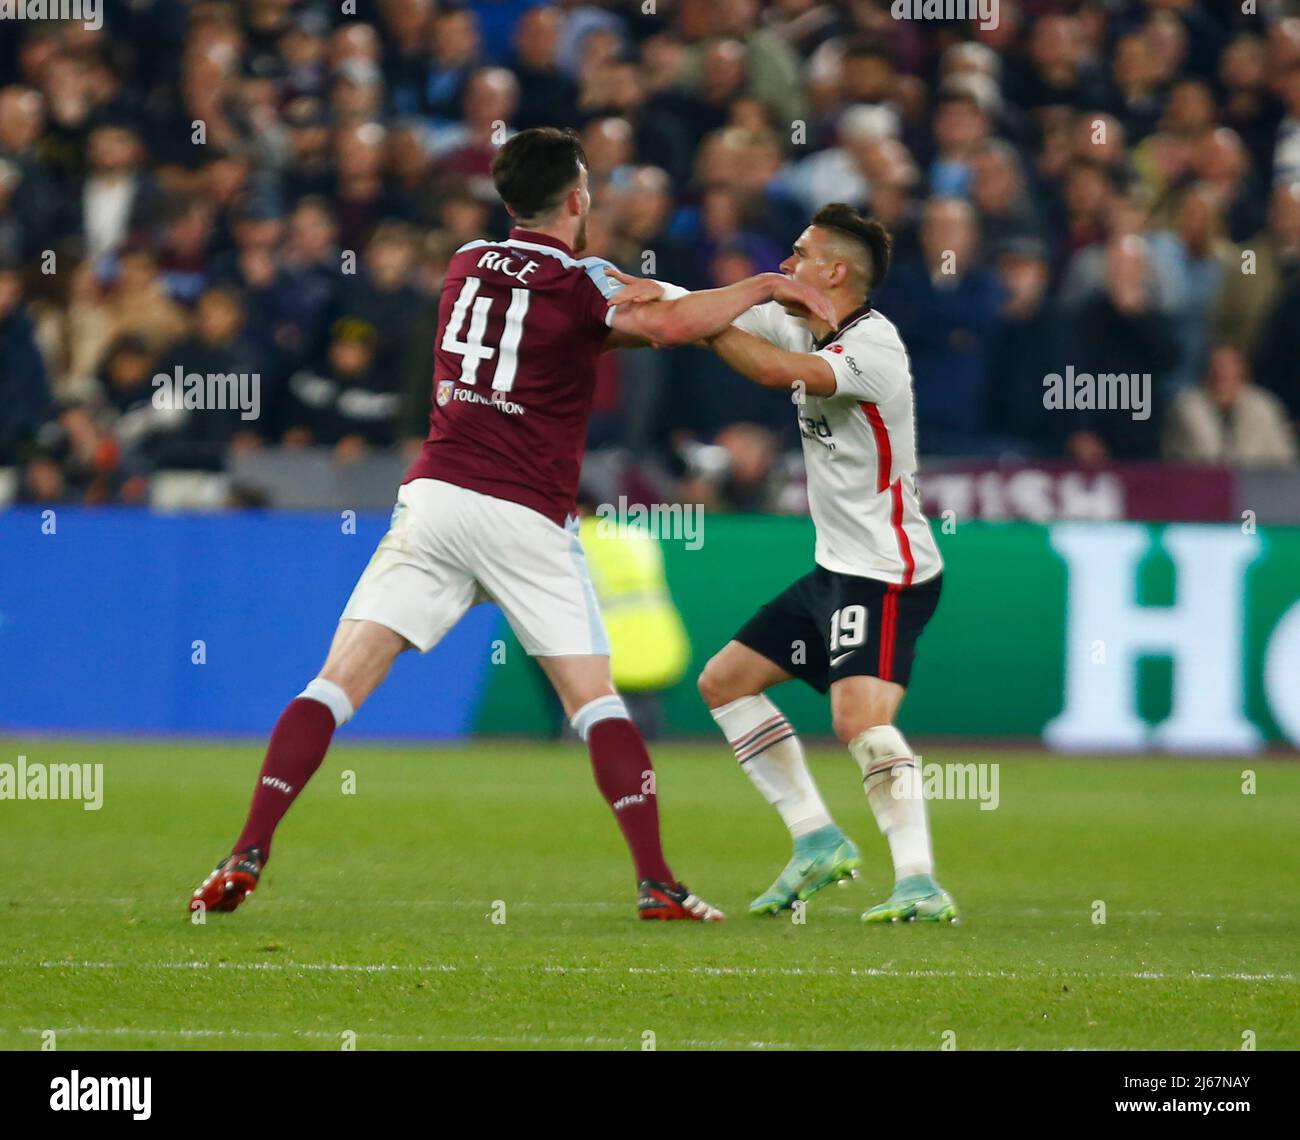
[927,81,993,199]
[1059,188,1185,316]
[422,7,482,124]
[1163,345,1297,467]
[674,127,803,269]
[384,120,437,226]
[511,7,579,132]
[0,84,63,260]
[1273,57,1300,185]
[1254,266,1300,425]
[57,249,190,412]
[1004,12,1108,114]
[332,122,398,251]
[609,165,695,283]
[1054,159,1115,275]
[582,117,636,197]
[677,0,808,130]
[1064,235,1179,462]
[1108,31,1165,143]
[0,265,52,464]
[152,287,267,468]
[1212,181,1300,359]
[276,195,341,373]
[108,247,191,346]
[970,139,1043,255]
[284,317,402,458]
[784,103,896,216]
[680,422,785,514]
[431,67,520,197]
[333,219,422,384]
[95,333,156,419]
[1164,183,1235,389]
[985,238,1065,455]
[80,123,163,260]
[1218,35,1278,180]
[874,197,1004,455]
[155,195,216,305]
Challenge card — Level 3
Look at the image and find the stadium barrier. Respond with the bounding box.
[1,508,1295,751]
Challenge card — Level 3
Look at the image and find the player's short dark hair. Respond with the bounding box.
[491,127,587,222]
[810,203,892,295]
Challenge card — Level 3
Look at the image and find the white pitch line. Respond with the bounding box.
[16,897,1295,921]
[12,960,1295,982]
[10,1024,836,1050]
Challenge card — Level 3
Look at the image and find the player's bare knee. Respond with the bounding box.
[560,682,617,720]
[832,709,890,746]
[696,663,722,708]
[318,624,409,712]
[697,656,744,709]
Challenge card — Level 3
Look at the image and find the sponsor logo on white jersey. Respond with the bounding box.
[799,412,836,451]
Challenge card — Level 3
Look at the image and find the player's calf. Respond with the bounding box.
[848,722,959,925]
[184,625,402,916]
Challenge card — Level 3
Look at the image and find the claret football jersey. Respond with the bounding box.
[404,228,622,526]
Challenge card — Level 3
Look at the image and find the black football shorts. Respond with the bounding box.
[734,567,942,693]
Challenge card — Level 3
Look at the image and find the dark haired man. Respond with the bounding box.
[685,203,959,924]
[188,127,834,923]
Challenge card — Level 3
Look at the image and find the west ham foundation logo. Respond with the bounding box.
[436,379,455,407]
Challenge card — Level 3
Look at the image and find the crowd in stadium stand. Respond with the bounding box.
[1,0,1298,509]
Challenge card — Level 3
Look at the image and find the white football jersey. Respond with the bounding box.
[733,301,943,586]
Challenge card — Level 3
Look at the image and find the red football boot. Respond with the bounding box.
[188,848,264,914]
[637,879,725,922]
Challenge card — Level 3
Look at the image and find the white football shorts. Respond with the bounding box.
[340,478,610,657]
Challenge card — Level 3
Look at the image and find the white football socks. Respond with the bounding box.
[298,677,354,727]
[848,724,933,881]
[711,695,832,839]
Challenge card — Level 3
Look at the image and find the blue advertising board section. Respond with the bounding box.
[0,508,499,739]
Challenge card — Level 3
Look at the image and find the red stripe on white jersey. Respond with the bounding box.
[889,480,916,587]
[859,403,892,493]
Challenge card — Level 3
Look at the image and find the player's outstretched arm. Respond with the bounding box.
[606,271,837,349]
[704,325,839,396]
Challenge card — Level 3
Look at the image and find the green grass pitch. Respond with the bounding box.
[1,738,1296,1051]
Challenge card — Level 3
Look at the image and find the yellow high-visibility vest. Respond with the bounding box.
[578,516,691,692]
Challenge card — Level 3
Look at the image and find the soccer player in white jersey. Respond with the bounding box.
[687,203,957,922]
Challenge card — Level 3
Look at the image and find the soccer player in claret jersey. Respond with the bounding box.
[684,204,958,923]
[188,127,836,922]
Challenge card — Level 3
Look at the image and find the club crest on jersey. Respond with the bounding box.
[436,379,455,407]
[827,344,844,354]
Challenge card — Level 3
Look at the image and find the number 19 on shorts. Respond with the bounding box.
[830,604,868,652]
